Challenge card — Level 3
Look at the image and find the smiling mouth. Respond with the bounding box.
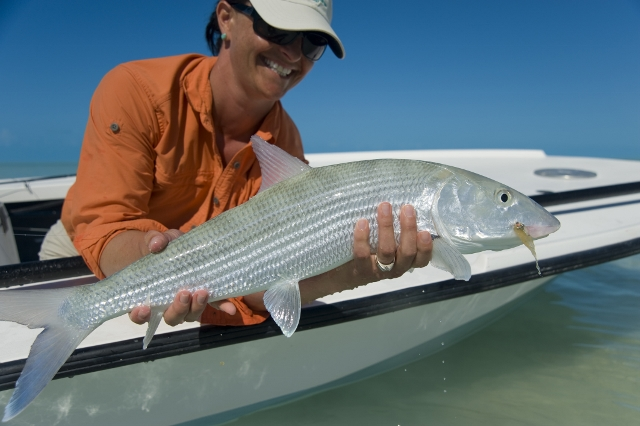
[263,58,293,77]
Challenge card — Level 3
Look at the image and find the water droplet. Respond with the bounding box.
[441,342,444,345]
[442,360,445,363]
[444,390,447,393]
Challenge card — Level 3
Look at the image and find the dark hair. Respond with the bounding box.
[205,1,223,55]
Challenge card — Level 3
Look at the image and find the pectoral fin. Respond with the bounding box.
[431,237,472,281]
[263,278,301,337]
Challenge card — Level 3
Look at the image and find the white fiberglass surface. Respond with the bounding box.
[0,278,547,426]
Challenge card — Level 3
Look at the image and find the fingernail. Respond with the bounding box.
[137,310,148,321]
[357,219,367,231]
[197,294,206,305]
[381,203,391,217]
[419,232,432,243]
[180,292,190,304]
[149,236,162,252]
[403,205,415,218]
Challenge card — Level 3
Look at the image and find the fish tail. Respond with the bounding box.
[0,288,93,422]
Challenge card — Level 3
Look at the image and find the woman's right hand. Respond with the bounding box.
[128,288,238,326]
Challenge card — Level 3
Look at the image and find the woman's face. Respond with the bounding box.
[220,3,314,103]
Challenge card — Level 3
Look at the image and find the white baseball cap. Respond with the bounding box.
[249,0,345,59]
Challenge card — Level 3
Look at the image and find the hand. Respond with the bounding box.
[128,289,239,326]
[299,203,433,304]
[128,229,238,326]
[354,202,432,281]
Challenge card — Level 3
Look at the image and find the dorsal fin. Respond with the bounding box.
[250,135,312,193]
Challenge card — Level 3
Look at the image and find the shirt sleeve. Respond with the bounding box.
[64,65,166,279]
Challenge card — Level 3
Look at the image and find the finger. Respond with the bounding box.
[145,230,169,253]
[394,205,418,272]
[146,229,184,254]
[353,219,372,276]
[209,300,238,316]
[163,290,192,326]
[184,290,209,322]
[164,229,184,242]
[129,305,151,325]
[413,231,433,268]
[376,202,396,265]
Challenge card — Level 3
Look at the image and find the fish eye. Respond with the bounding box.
[496,189,512,204]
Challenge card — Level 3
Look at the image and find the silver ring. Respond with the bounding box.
[376,255,395,272]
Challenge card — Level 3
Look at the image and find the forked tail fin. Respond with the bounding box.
[0,288,94,422]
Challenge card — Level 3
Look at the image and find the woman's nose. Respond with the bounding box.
[278,35,303,62]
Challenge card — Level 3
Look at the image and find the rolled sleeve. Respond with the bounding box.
[63,65,165,278]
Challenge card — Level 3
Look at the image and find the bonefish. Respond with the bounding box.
[0,136,560,420]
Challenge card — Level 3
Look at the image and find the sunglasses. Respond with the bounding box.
[228,2,328,61]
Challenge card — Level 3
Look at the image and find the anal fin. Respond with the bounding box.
[143,308,164,350]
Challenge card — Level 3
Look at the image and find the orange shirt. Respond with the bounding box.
[61,54,305,326]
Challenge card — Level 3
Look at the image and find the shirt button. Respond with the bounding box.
[110,123,120,134]
[213,197,220,206]
[233,161,241,170]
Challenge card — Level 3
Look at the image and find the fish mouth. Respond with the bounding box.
[524,223,561,239]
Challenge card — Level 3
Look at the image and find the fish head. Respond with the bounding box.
[434,168,560,254]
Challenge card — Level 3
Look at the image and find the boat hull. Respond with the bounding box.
[0,276,551,425]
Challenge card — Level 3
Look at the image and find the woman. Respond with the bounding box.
[44,0,433,328]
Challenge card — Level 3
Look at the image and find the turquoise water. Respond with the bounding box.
[229,255,640,425]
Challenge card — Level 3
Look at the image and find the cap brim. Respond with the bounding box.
[250,0,345,59]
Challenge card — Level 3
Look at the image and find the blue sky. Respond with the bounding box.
[0,0,638,162]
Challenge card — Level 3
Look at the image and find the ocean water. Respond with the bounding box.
[0,163,77,180]
[227,255,640,426]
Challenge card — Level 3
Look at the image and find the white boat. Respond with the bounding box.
[0,149,639,425]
